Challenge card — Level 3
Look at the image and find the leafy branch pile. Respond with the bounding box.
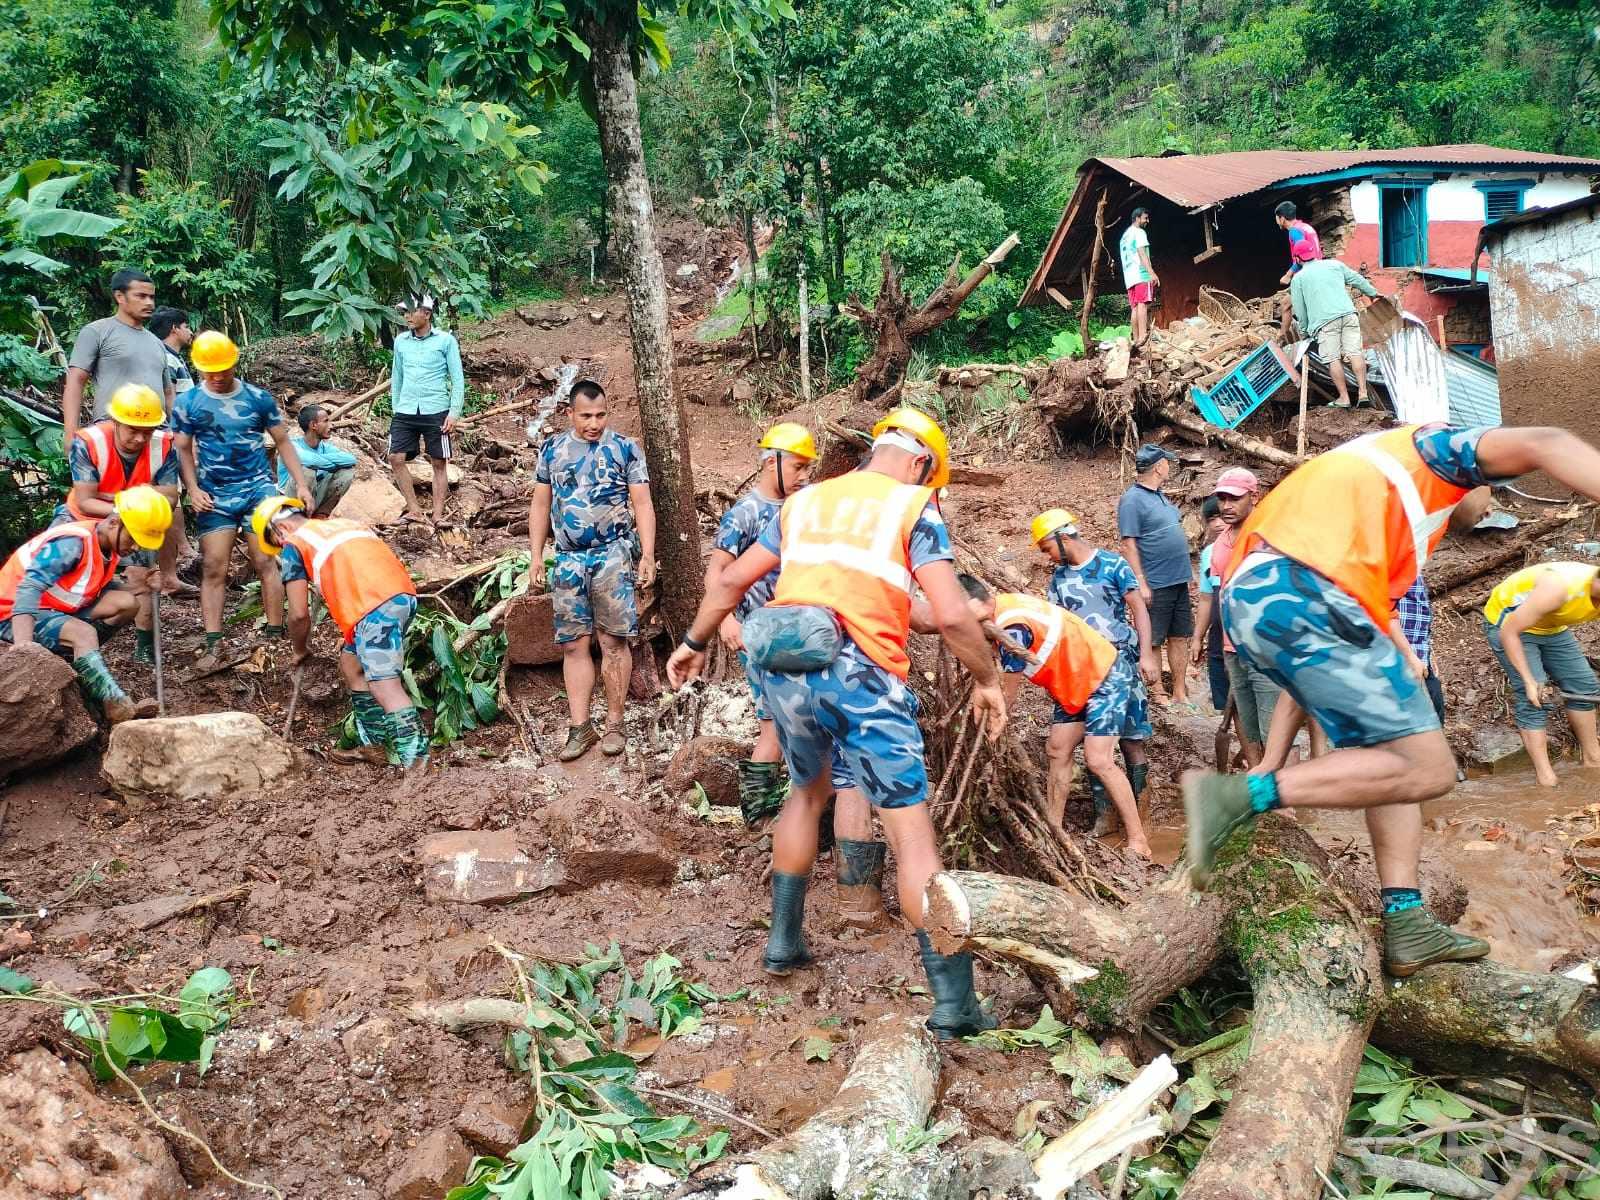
[446,942,744,1200]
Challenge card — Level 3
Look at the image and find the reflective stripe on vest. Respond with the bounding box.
[771,472,933,678]
[0,521,116,621]
[68,425,173,519]
[994,593,1117,712]
[1334,432,1449,575]
[284,518,416,638]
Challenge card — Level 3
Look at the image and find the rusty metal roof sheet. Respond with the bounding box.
[1097,144,1600,209]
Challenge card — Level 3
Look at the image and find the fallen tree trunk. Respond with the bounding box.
[1427,509,1586,597]
[1152,403,1304,468]
[927,817,1600,1200]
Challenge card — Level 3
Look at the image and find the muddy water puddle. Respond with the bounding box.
[1142,765,1598,972]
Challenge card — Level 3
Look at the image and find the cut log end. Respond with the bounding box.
[925,872,972,953]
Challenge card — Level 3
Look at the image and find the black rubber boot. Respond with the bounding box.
[762,872,813,976]
[1128,762,1149,797]
[916,929,997,1040]
[834,839,886,926]
[1089,775,1115,837]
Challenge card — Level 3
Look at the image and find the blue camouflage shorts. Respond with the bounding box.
[759,644,925,809]
[551,542,637,643]
[1052,651,1152,738]
[197,475,280,538]
[345,593,416,682]
[1222,553,1439,749]
[0,610,84,654]
[738,650,771,721]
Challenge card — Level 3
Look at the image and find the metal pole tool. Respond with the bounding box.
[152,592,166,717]
[282,666,304,739]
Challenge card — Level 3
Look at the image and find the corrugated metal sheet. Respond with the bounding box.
[1098,145,1600,210]
[1443,350,1502,427]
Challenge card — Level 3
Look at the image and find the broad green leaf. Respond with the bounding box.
[198,1035,218,1076]
[1368,1082,1414,1128]
[0,965,34,995]
[802,1036,833,1062]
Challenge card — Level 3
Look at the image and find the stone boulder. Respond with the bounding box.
[385,1127,471,1200]
[0,643,98,782]
[417,829,566,904]
[404,459,465,488]
[338,447,408,526]
[0,1047,186,1199]
[103,712,298,801]
[663,735,752,807]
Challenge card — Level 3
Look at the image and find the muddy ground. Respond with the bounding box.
[2,225,1598,1198]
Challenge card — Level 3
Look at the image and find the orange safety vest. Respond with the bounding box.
[771,470,935,678]
[0,520,118,621]
[66,423,174,520]
[993,593,1118,712]
[282,518,416,640]
[1223,426,1471,629]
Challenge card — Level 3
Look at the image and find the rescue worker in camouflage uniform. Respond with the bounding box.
[1194,423,1600,975]
[667,409,1005,1040]
[1033,511,1158,837]
[253,496,428,769]
[528,380,657,761]
[708,423,887,924]
[0,486,171,722]
[173,331,314,672]
[59,383,181,664]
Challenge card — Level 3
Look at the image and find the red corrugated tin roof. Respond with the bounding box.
[1096,144,1600,209]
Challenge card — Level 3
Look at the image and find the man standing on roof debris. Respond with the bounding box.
[1118,443,1195,711]
[253,496,429,769]
[389,294,464,528]
[0,486,171,723]
[1035,510,1157,837]
[1119,208,1158,347]
[1189,422,1600,976]
[1481,561,1600,788]
[1288,257,1381,409]
[529,380,656,762]
[60,383,182,664]
[666,409,1006,1040]
[174,330,315,673]
[1275,201,1323,283]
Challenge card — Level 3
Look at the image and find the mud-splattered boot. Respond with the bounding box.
[74,651,152,724]
[738,760,786,827]
[132,628,155,665]
[833,840,887,926]
[762,872,813,976]
[916,929,997,1041]
[1089,775,1115,837]
[388,706,430,771]
[1129,761,1151,825]
[1383,907,1490,978]
[1183,771,1270,888]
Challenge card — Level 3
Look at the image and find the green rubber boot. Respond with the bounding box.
[916,930,997,1040]
[74,651,139,723]
[1182,771,1257,889]
[389,706,430,769]
[762,872,813,976]
[738,761,786,826]
[834,839,886,926]
[1129,762,1149,798]
[1383,907,1490,978]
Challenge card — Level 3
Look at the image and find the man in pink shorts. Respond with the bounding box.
[1119,208,1159,345]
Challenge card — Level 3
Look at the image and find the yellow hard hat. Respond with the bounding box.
[250,495,305,555]
[190,329,239,373]
[871,408,950,488]
[113,486,173,550]
[759,422,817,460]
[107,383,165,429]
[1031,508,1078,545]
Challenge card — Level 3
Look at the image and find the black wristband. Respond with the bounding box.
[682,633,707,653]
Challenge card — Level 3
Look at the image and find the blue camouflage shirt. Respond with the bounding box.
[11,532,149,617]
[172,381,281,490]
[715,489,782,620]
[535,429,650,551]
[1048,548,1140,654]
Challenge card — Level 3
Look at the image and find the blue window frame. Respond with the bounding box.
[1378,181,1429,268]
[1475,178,1533,222]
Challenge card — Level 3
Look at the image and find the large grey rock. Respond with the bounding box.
[1469,725,1528,770]
[417,829,565,904]
[0,643,98,782]
[103,712,298,801]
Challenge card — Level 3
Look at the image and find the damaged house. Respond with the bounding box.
[1021,144,1600,361]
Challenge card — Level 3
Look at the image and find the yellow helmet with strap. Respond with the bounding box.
[1031,508,1078,545]
[113,486,174,550]
[190,330,239,373]
[251,495,305,555]
[871,408,950,488]
[759,422,817,460]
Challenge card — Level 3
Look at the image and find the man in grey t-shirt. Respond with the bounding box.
[63,268,173,447]
[1117,443,1195,708]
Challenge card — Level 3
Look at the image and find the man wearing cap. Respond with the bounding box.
[1034,510,1158,835]
[173,331,315,672]
[389,294,464,527]
[60,383,183,664]
[1118,443,1194,710]
[0,486,171,722]
[1191,467,1280,764]
[1190,421,1600,976]
[529,380,656,762]
[666,409,1006,1040]
[253,497,429,769]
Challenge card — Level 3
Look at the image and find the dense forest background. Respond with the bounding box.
[2,0,1597,387]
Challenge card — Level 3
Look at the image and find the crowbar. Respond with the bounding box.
[152,591,166,717]
[282,666,305,739]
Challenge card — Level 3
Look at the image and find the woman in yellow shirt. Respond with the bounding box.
[1482,561,1600,786]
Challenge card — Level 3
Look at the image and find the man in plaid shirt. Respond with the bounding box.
[1396,580,1446,723]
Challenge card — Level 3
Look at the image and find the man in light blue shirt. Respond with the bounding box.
[389,294,464,526]
[279,404,357,516]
